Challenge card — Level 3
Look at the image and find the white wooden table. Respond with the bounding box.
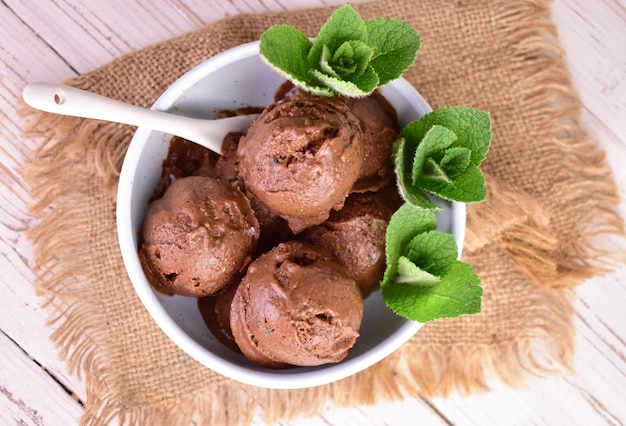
[1,1,625,424]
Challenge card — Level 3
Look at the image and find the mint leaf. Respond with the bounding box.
[319,45,340,78]
[393,138,440,210]
[260,25,333,96]
[259,4,420,97]
[381,203,438,287]
[365,18,421,86]
[404,107,491,168]
[439,147,472,180]
[395,107,492,206]
[333,40,372,80]
[381,202,482,321]
[395,256,440,286]
[411,125,457,185]
[308,4,368,65]
[421,165,487,203]
[310,66,379,97]
[382,261,482,322]
[313,39,379,96]
[404,230,458,277]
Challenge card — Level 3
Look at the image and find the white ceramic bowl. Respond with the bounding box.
[116,41,466,389]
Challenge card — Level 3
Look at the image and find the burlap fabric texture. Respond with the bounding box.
[23,0,624,424]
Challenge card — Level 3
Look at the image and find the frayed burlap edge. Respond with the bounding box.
[21,0,625,425]
[486,0,624,289]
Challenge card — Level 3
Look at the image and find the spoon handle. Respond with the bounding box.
[22,83,253,154]
[23,83,189,127]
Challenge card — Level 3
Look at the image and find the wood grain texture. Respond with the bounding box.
[1,0,624,424]
[0,331,84,425]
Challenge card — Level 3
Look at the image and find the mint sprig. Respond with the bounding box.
[383,107,489,321]
[381,203,482,322]
[259,4,420,97]
[394,107,492,210]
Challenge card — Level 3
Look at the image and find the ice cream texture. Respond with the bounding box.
[305,190,396,297]
[345,92,399,192]
[198,283,241,354]
[139,176,259,297]
[237,94,364,234]
[230,241,364,367]
[274,83,399,193]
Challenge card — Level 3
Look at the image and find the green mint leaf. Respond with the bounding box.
[333,40,372,79]
[307,4,368,91]
[396,107,492,206]
[316,40,377,94]
[382,261,482,322]
[331,42,358,74]
[308,5,368,67]
[259,4,420,97]
[439,147,472,180]
[381,203,438,287]
[259,25,312,85]
[420,165,487,203]
[393,138,441,210]
[411,125,457,186]
[405,107,491,167]
[365,18,421,85]
[423,158,453,183]
[316,5,368,48]
[381,202,482,321]
[404,230,458,277]
[395,256,441,286]
[259,25,334,96]
[319,45,340,78]
[310,66,379,97]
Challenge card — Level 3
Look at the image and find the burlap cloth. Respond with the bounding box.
[22,0,625,424]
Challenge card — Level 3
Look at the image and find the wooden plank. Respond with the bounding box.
[6,0,193,74]
[0,178,89,400]
[0,0,88,406]
[0,330,84,426]
[551,0,626,142]
[0,5,77,174]
[252,397,449,425]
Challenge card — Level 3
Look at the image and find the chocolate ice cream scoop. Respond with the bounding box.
[230,241,364,368]
[345,91,399,193]
[215,131,294,251]
[273,85,399,194]
[237,94,364,234]
[198,283,241,354]
[304,190,395,297]
[214,131,244,187]
[139,176,259,297]
[151,136,218,201]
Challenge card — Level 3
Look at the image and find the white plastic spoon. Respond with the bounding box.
[22,83,257,154]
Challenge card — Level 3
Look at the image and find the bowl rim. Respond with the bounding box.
[116,40,465,389]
